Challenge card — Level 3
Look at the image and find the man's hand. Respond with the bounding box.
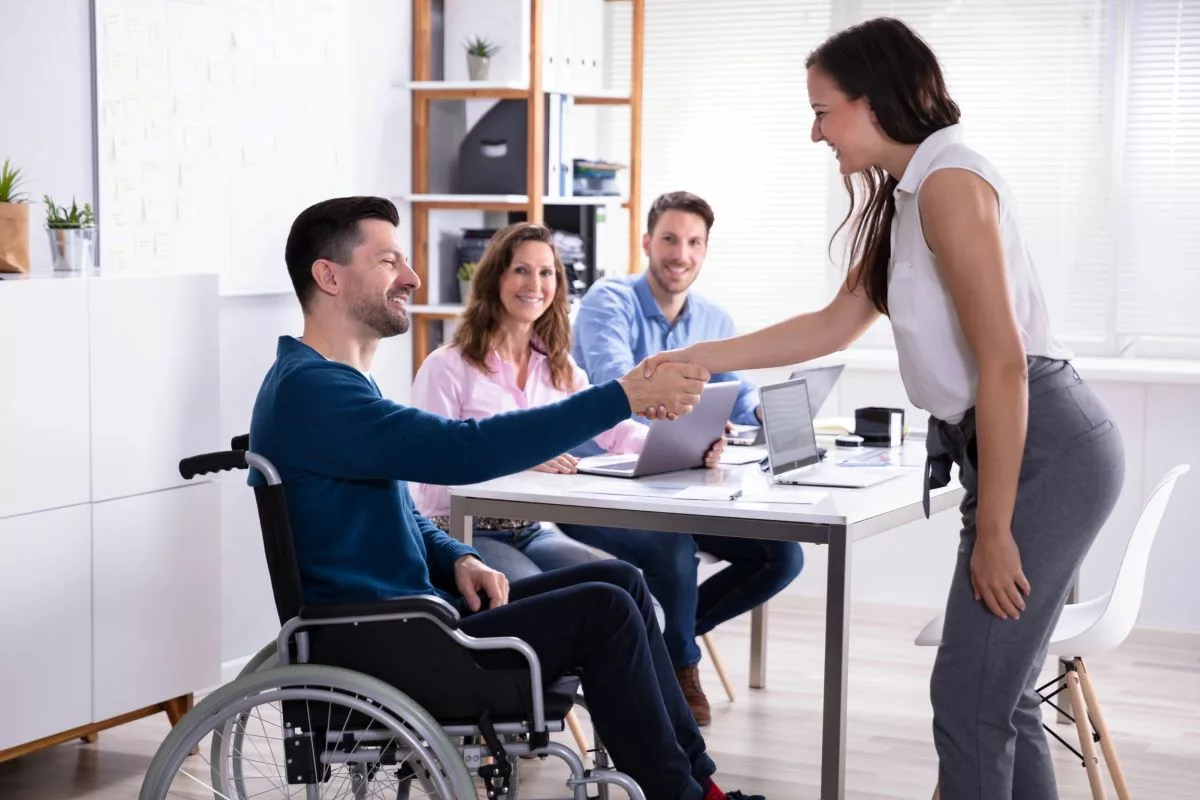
[703,423,730,469]
[534,454,579,474]
[619,359,709,419]
[454,555,509,612]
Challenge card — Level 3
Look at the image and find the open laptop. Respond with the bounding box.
[727,363,845,446]
[576,380,741,478]
[759,376,908,489]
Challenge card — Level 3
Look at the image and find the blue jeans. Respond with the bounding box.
[558,524,804,667]
[472,522,606,582]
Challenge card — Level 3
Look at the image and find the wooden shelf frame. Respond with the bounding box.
[407,0,644,370]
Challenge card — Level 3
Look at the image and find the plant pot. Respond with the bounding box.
[46,226,96,273]
[467,54,490,81]
[0,201,30,273]
[459,279,473,304]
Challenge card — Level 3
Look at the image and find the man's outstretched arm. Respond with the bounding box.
[276,359,709,486]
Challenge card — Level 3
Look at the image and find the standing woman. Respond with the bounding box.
[645,17,1125,800]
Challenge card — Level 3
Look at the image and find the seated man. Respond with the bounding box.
[248,196,765,800]
[568,190,804,723]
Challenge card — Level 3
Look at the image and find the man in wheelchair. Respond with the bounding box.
[245,196,766,800]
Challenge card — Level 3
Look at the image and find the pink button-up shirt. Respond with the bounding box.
[409,344,647,518]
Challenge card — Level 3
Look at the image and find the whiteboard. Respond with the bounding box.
[94,0,355,295]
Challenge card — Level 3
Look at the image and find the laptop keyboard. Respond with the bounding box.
[600,460,639,471]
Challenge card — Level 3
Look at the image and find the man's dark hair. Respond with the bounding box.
[646,191,715,237]
[284,196,400,310]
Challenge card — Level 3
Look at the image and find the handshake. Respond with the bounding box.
[618,351,708,420]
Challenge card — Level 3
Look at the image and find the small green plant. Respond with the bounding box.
[43,195,95,228]
[457,261,479,282]
[0,158,29,203]
[464,35,499,59]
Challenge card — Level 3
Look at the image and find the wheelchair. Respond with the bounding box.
[138,436,645,800]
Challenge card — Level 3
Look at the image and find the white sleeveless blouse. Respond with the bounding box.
[886,124,1072,424]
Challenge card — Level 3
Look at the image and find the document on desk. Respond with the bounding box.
[568,483,744,502]
[738,487,828,505]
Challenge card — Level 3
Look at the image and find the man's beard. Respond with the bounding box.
[350,293,410,337]
[649,258,693,294]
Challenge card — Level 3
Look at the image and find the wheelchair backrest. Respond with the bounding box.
[179,434,306,626]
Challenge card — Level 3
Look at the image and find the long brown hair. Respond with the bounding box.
[452,222,576,391]
[806,17,960,315]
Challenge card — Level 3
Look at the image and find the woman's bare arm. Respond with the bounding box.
[651,265,881,376]
[920,166,1031,619]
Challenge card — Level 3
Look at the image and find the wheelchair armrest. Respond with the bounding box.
[298,594,461,629]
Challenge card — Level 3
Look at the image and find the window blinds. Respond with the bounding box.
[604,0,1200,354]
[1118,0,1200,338]
[603,0,836,326]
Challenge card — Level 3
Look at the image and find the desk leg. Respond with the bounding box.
[750,604,768,689]
[449,496,473,546]
[822,528,850,800]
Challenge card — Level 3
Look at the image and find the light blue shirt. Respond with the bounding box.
[572,273,760,426]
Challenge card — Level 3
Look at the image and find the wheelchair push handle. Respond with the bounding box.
[179,450,247,479]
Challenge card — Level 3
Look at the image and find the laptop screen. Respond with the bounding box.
[787,364,844,420]
[760,377,821,475]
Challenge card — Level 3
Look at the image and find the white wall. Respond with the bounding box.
[738,354,1200,635]
[216,0,416,667]
[0,0,96,273]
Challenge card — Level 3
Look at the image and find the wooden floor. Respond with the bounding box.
[2,595,1197,799]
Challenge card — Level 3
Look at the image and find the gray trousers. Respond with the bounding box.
[925,358,1125,800]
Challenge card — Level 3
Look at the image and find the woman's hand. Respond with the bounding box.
[970,530,1031,620]
[533,454,579,474]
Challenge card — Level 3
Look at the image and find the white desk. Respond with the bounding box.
[448,438,963,800]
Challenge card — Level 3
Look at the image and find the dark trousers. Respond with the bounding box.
[458,560,715,800]
[927,358,1125,799]
[559,525,803,667]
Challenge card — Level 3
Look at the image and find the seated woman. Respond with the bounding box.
[410,222,652,579]
[410,222,745,726]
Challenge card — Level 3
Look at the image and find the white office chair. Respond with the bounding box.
[917,464,1190,800]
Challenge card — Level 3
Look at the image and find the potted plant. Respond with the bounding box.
[464,35,499,81]
[457,261,479,303]
[43,195,97,273]
[0,158,31,273]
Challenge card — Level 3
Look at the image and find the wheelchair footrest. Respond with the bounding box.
[475,710,514,799]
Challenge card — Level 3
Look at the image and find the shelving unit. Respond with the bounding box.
[406,0,644,370]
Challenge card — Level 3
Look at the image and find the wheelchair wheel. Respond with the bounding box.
[212,642,522,799]
[140,663,476,800]
[207,640,279,797]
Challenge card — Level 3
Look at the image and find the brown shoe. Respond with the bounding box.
[675,664,712,726]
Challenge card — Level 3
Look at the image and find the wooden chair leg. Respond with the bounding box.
[701,633,736,702]
[565,710,590,763]
[1065,665,1109,800]
[1075,658,1131,800]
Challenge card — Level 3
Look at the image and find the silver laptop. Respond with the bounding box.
[788,364,844,418]
[759,376,907,489]
[577,380,741,478]
[726,363,845,446]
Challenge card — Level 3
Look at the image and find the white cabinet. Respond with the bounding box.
[0,279,91,519]
[0,272,220,759]
[0,506,93,750]
[92,482,221,720]
[89,275,220,502]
